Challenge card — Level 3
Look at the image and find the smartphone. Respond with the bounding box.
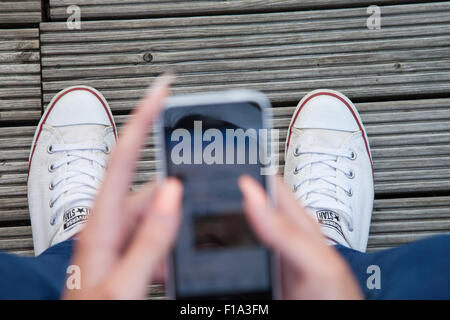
[156,90,278,299]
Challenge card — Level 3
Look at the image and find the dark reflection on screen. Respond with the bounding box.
[194,213,259,250]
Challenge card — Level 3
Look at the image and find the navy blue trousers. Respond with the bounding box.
[0,235,449,299]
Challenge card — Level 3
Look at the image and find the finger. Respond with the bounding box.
[280,256,302,299]
[238,175,320,270]
[274,176,322,239]
[75,75,174,284]
[105,178,183,299]
[127,182,167,284]
[126,181,157,218]
[152,258,167,284]
[96,74,174,216]
[74,183,159,289]
[111,181,158,242]
[238,175,289,246]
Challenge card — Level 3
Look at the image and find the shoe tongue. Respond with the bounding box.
[313,208,350,247]
[57,124,106,144]
[295,128,352,211]
[55,125,106,214]
[290,129,354,248]
[296,128,351,149]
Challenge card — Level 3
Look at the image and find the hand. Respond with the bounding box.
[64,75,183,299]
[238,175,363,300]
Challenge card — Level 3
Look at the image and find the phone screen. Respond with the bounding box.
[162,101,273,299]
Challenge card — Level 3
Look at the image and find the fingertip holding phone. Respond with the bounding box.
[156,90,280,299]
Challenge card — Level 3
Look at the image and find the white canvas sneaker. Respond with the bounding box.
[284,89,374,252]
[28,86,117,255]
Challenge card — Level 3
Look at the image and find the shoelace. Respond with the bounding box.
[48,143,109,225]
[291,145,356,231]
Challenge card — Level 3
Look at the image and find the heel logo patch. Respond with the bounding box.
[316,210,345,238]
[63,207,90,230]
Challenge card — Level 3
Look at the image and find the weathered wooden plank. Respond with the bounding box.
[0,111,41,122]
[368,231,447,247]
[0,40,39,51]
[370,219,450,233]
[147,284,165,300]
[371,195,450,246]
[0,28,41,122]
[47,0,438,20]
[40,45,450,78]
[0,64,40,75]
[42,2,450,30]
[0,237,33,251]
[0,161,28,173]
[0,1,41,24]
[42,80,450,110]
[42,70,450,95]
[39,58,450,94]
[0,29,39,40]
[0,75,41,87]
[0,52,40,63]
[0,208,29,222]
[0,99,41,111]
[40,21,450,44]
[0,1,41,12]
[0,226,33,252]
[0,196,28,209]
[0,226,31,237]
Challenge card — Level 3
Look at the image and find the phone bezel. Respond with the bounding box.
[154,89,280,300]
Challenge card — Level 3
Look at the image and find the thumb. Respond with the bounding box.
[104,178,183,299]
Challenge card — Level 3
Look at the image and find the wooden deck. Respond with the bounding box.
[1,1,450,262]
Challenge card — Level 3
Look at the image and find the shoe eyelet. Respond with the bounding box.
[293,185,298,192]
[49,182,54,190]
[47,145,54,154]
[346,169,355,179]
[48,164,55,172]
[294,167,300,175]
[349,150,357,160]
[49,200,54,208]
[104,145,110,154]
[293,146,301,157]
[346,188,353,197]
